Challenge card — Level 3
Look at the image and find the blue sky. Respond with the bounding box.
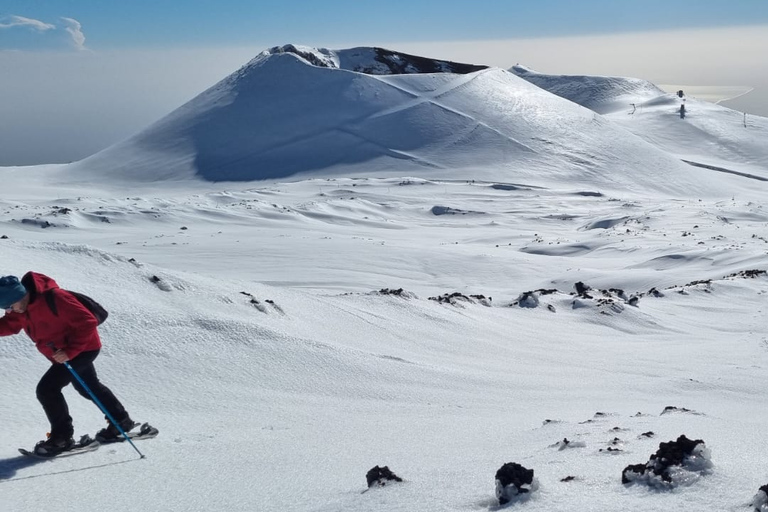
[3,0,768,50]
[1,1,767,165]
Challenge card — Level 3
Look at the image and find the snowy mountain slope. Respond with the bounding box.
[511,65,768,180]
[61,45,732,198]
[510,64,666,115]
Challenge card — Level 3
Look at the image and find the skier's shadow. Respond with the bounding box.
[0,455,46,480]
[0,454,136,483]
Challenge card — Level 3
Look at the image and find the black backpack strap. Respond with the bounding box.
[44,289,59,317]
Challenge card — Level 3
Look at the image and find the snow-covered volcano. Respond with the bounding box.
[65,44,715,196]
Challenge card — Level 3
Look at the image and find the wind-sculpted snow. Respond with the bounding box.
[2,181,768,512]
[4,177,768,296]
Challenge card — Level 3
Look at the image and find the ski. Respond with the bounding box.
[97,422,159,444]
[19,435,99,459]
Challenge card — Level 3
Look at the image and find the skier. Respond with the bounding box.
[0,272,138,456]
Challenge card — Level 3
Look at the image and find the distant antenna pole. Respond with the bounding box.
[744,112,747,128]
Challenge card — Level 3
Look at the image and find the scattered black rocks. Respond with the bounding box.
[599,438,624,453]
[0,235,8,239]
[552,437,586,450]
[574,281,592,298]
[511,289,557,308]
[751,484,768,511]
[495,462,535,505]
[661,406,698,415]
[580,411,609,424]
[647,287,664,297]
[622,435,712,487]
[428,292,491,307]
[379,287,405,296]
[149,275,172,292]
[728,269,766,279]
[265,299,284,314]
[366,465,403,487]
[561,475,576,482]
[509,269,766,314]
[608,288,628,300]
[639,431,655,439]
[240,291,281,313]
[375,288,416,299]
[430,292,470,304]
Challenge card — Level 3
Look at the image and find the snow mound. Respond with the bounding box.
[510,64,665,114]
[511,64,768,181]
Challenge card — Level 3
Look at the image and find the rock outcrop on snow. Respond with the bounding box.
[366,465,403,487]
[495,462,536,505]
[622,435,713,487]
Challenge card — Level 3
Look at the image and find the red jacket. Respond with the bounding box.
[0,271,101,361]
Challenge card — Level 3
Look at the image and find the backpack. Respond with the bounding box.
[44,289,109,325]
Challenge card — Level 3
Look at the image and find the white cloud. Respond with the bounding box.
[0,15,55,31]
[61,17,87,51]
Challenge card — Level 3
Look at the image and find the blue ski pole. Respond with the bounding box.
[64,361,146,459]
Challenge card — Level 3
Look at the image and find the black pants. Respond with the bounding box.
[36,349,130,440]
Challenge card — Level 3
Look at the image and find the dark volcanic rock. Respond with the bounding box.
[495,462,535,505]
[622,435,712,486]
[366,465,403,487]
[272,44,488,75]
